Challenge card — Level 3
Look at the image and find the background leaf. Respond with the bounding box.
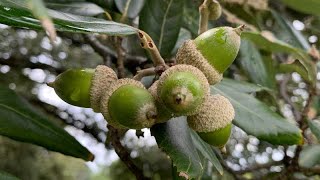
[27,0,56,41]
[280,0,320,16]
[139,0,185,57]
[46,2,105,16]
[115,0,145,18]
[217,78,269,93]
[271,10,310,50]
[0,0,137,36]
[151,117,203,179]
[239,39,276,89]
[211,85,303,145]
[0,171,20,180]
[190,130,223,175]
[299,145,320,168]
[0,86,93,161]
[308,120,320,141]
[242,31,316,84]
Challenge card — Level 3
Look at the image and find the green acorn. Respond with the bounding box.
[176,26,244,85]
[148,80,173,123]
[100,78,157,129]
[48,65,117,110]
[188,94,235,148]
[157,65,210,116]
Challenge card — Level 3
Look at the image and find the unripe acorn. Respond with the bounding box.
[148,80,173,123]
[188,94,235,148]
[176,26,244,85]
[100,78,157,129]
[157,65,210,116]
[48,65,117,111]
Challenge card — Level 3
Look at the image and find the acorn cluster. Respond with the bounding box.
[48,26,242,148]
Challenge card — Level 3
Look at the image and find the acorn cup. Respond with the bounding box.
[176,25,244,85]
[100,78,157,130]
[187,94,235,148]
[48,65,117,111]
[157,65,210,116]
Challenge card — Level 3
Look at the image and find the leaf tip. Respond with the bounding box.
[88,153,95,162]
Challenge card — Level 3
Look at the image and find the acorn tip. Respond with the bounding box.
[46,82,55,88]
[234,24,245,35]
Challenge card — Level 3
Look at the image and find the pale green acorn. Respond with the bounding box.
[188,94,235,148]
[100,78,157,129]
[176,26,244,85]
[48,65,117,112]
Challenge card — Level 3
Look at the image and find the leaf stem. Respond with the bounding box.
[133,67,156,81]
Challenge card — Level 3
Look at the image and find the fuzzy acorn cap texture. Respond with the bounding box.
[188,94,235,133]
[100,78,157,129]
[148,80,173,123]
[176,40,223,85]
[90,65,118,112]
[157,64,210,116]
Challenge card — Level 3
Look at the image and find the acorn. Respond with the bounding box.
[157,65,210,116]
[176,25,244,85]
[48,65,117,110]
[148,80,173,123]
[207,0,222,20]
[100,78,157,129]
[188,94,235,148]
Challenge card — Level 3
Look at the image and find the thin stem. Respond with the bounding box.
[107,125,150,180]
[198,0,210,34]
[133,67,156,81]
[115,37,126,78]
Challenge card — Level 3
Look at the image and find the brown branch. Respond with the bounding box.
[133,67,156,81]
[115,37,126,78]
[84,34,147,66]
[279,75,301,121]
[137,31,168,71]
[107,125,150,180]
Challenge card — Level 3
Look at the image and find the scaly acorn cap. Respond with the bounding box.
[188,94,235,132]
[148,80,173,123]
[176,26,244,85]
[100,78,157,129]
[208,0,222,20]
[188,94,235,148]
[48,68,95,107]
[90,65,117,112]
[157,64,210,116]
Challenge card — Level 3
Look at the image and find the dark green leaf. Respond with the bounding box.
[190,130,223,175]
[279,61,309,82]
[0,86,94,161]
[271,10,310,50]
[299,145,320,168]
[308,120,320,141]
[211,85,303,145]
[239,39,276,89]
[46,2,105,16]
[0,171,20,180]
[115,0,145,18]
[139,0,185,57]
[217,78,269,93]
[171,28,192,55]
[151,117,204,179]
[0,0,137,36]
[242,31,316,84]
[281,0,320,16]
[182,0,199,37]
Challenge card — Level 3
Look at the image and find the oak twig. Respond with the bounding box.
[198,0,210,34]
[137,30,168,70]
[133,67,156,81]
[107,125,150,180]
